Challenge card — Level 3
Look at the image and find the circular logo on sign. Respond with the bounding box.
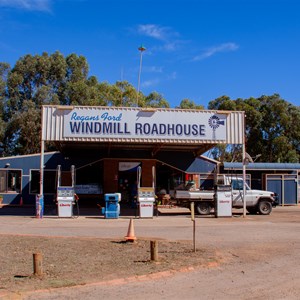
[208,115,220,129]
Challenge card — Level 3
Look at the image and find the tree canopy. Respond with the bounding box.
[0,52,173,156]
[208,94,300,163]
[1,52,299,163]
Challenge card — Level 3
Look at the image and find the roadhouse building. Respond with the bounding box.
[1,105,246,208]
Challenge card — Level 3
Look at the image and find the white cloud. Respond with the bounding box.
[167,71,177,80]
[141,78,160,88]
[137,24,172,41]
[193,42,239,61]
[137,24,182,52]
[0,0,52,12]
[162,41,179,52]
[144,66,163,73]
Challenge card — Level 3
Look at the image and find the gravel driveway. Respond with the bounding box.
[0,205,299,299]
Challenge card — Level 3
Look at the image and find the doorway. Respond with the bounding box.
[118,162,141,206]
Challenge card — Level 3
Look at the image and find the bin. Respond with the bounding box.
[214,185,232,217]
[103,193,120,219]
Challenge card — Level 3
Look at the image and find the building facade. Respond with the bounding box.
[1,105,246,207]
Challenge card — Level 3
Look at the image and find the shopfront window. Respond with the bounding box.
[0,169,21,193]
[30,170,56,194]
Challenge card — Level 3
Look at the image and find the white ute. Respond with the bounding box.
[174,174,278,215]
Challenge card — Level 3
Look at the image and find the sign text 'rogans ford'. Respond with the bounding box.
[63,109,227,141]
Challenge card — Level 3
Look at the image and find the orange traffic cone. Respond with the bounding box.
[125,218,137,242]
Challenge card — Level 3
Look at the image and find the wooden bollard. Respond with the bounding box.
[150,240,158,261]
[33,253,43,276]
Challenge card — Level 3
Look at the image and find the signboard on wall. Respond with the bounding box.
[119,162,141,172]
[62,108,227,141]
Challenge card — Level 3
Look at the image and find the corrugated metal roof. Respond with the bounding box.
[156,153,218,173]
[224,162,300,170]
[185,157,217,173]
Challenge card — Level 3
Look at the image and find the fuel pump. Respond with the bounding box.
[56,165,79,218]
[137,166,156,218]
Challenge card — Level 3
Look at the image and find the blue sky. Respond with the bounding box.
[0,0,300,108]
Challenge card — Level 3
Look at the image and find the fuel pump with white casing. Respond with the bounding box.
[56,165,79,218]
[214,184,232,217]
[137,166,156,218]
[57,186,75,217]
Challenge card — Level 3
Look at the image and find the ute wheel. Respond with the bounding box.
[247,207,258,215]
[196,202,212,215]
[258,201,272,215]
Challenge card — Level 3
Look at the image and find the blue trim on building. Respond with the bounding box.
[0,152,218,206]
[0,152,70,205]
[224,162,300,171]
[223,162,299,205]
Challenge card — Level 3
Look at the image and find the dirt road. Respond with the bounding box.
[28,246,299,300]
[0,205,299,299]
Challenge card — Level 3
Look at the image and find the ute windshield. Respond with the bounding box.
[230,178,250,190]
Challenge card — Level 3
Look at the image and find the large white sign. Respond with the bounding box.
[63,108,227,141]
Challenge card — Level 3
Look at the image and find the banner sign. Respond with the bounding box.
[63,108,227,141]
[119,162,141,172]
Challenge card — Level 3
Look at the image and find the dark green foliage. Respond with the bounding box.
[0,52,171,155]
[176,98,204,110]
[208,94,300,163]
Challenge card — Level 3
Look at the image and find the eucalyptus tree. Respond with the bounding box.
[109,81,139,107]
[144,91,169,108]
[63,53,93,105]
[177,98,204,110]
[4,100,41,155]
[85,76,109,106]
[208,94,300,163]
[4,52,98,155]
[207,95,237,111]
[257,94,299,162]
[0,63,10,151]
[6,52,65,113]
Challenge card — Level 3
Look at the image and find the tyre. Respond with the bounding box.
[196,202,212,215]
[247,207,258,215]
[258,201,272,215]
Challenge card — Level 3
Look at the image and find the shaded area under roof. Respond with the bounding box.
[156,154,218,173]
[223,162,300,170]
